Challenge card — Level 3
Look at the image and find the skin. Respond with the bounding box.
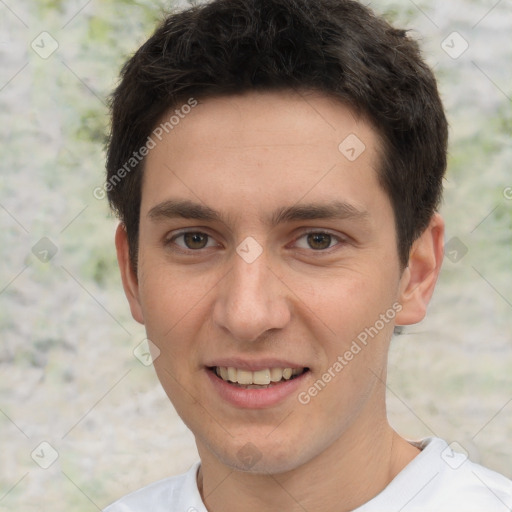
[116,90,445,512]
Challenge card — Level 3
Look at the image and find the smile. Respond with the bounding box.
[206,364,310,408]
[211,366,308,388]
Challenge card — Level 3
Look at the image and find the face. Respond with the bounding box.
[117,90,440,474]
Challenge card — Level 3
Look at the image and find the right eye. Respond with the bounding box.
[167,231,219,251]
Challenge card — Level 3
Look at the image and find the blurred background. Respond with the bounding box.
[0,0,511,509]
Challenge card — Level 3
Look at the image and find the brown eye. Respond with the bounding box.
[307,233,332,250]
[183,232,209,249]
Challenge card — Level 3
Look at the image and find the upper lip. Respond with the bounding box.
[205,358,308,372]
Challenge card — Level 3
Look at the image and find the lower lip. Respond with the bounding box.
[205,368,309,409]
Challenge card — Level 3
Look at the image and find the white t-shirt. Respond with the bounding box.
[104,437,512,512]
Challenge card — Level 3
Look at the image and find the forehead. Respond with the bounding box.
[141,90,389,224]
[154,90,380,157]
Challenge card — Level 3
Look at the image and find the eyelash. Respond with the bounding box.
[165,229,346,254]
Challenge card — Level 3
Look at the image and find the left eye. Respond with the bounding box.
[294,232,340,251]
[172,232,217,250]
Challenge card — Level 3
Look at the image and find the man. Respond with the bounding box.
[104,0,512,510]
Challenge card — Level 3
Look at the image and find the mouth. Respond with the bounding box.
[208,366,310,389]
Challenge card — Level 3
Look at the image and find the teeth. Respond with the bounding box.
[214,366,304,385]
[282,368,292,379]
[270,368,283,382]
[253,369,271,385]
[228,367,237,382]
[237,370,253,385]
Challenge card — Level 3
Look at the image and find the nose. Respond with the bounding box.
[212,249,291,343]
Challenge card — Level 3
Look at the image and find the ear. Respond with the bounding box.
[395,213,445,326]
[115,223,145,325]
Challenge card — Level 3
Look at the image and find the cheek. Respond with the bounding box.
[138,266,209,408]
[294,266,400,411]
[138,257,202,328]
[293,267,397,341]
[137,263,196,364]
[297,273,397,432]
[136,257,221,373]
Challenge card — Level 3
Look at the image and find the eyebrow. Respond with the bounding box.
[147,199,369,226]
[270,201,368,225]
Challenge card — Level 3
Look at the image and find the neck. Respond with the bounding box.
[196,422,419,512]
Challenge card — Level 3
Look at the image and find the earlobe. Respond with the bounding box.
[395,213,445,326]
[115,223,145,325]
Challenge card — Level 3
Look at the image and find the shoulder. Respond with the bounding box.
[404,437,512,511]
[103,462,205,512]
[434,452,512,510]
[358,437,512,512]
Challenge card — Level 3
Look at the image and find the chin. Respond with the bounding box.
[206,435,314,475]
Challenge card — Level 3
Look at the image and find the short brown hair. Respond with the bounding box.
[106,0,448,269]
